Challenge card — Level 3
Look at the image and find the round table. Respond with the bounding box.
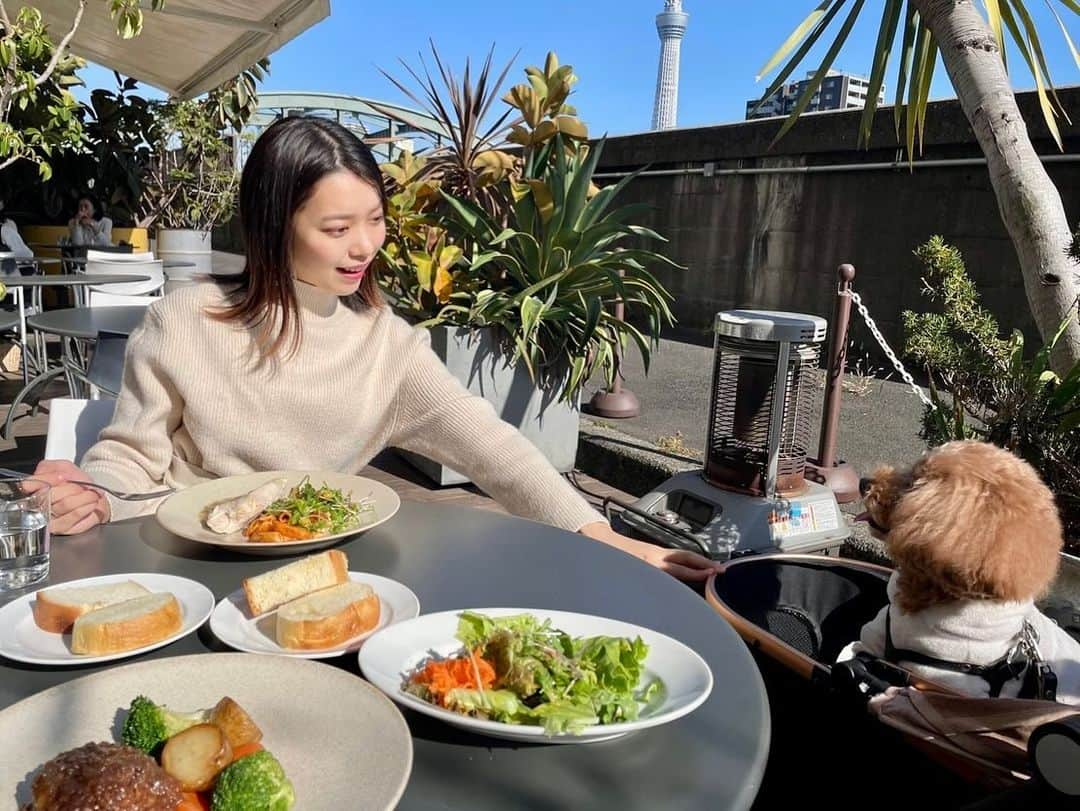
[0,502,771,810]
[27,305,147,339]
[0,274,150,385]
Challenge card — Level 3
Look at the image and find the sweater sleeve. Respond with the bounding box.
[80,306,185,521]
[388,325,605,533]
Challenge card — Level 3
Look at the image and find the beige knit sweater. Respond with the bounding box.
[81,282,604,530]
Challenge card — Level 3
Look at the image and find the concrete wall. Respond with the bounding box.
[597,87,1080,351]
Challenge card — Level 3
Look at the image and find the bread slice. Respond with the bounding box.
[71,592,183,655]
[275,581,380,650]
[33,580,152,633]
[242,550,348,616]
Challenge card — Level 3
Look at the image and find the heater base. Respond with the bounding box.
[805,459,861,504]
[617,470,850,559]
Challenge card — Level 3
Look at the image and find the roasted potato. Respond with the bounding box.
[209,696,263,749]
[160,723,233,792]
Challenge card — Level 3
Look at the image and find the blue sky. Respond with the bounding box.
[78,1,1078,136]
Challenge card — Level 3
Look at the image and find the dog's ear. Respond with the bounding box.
[888,441,1062,608]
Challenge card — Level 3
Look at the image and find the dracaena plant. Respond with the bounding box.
[420,133,678,402]
[377,51,679,401]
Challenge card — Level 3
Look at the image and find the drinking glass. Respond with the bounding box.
[0,478,50,591]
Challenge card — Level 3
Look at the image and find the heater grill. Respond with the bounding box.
[705,311,827,498]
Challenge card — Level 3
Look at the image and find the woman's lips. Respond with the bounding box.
[335,263,368,279]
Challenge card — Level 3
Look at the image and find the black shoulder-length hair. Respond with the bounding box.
[212,115,386,357]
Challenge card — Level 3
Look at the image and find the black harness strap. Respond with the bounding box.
[884,608,1034,698]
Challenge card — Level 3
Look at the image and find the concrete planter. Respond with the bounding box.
[157,228,211,292]
[398,325,581,485]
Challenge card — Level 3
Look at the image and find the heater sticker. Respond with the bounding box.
[809,500,840,532]
[768,499,840,540]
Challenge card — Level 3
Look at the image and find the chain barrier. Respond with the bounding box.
[842,289,936,409]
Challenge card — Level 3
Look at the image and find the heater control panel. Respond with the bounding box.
[618,470,850,558]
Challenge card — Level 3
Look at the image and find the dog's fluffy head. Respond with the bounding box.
[862,441,1062,613]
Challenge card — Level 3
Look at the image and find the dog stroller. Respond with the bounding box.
[705,554,1080,803]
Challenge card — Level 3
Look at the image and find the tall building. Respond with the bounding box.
[746,70,884,120]
[651,1,689,130]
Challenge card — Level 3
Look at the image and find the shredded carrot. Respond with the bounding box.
[410,649,496,706]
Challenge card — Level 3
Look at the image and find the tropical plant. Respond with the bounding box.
[437,134,678,400]
[137,61,268,232]
[377,50,679,401]
[903,236,1080,546]
[756,1,1080,374]
[0,1,160,179]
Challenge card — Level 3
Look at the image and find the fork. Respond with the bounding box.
[0,467,175,501]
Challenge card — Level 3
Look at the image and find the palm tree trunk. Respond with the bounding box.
[913,0,1080,372]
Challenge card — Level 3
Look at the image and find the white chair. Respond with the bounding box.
[44,398,116,463]
[86,249,155,263]
[84,258,164,296]
[88,291,156,308]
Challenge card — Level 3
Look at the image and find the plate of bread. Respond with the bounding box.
[0,573,215,665]
[210,550,420,659]
[156,470,401,555]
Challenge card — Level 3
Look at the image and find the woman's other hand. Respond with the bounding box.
[578,521,721,581]
[29,460,110,535]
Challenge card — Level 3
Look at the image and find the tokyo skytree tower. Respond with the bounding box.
[651,0,689,130]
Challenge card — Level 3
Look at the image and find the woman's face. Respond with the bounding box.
[77,198,94,219]
[289,170,385,297]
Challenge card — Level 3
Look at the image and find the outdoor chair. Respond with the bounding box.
[88,290,157,308]
[44,398,116,464]
[83,257,163,297]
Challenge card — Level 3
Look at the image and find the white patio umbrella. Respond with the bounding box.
[36,1,331,99]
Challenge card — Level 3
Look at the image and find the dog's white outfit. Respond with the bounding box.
[838,573,1080,705]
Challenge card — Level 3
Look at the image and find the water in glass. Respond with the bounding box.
[0,478,50,590]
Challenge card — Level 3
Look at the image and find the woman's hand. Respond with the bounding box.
[29,460,110,535]
[579,521,721,581]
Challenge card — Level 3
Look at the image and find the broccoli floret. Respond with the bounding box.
[212,750,295,811]
[120,695,210,754]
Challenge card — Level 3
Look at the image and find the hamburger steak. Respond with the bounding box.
[28,741,182,810]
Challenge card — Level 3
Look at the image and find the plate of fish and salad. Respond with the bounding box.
[358,608,714,743]
[155,470,400,555]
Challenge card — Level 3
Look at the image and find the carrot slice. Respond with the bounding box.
[229,741,264,762]
[176,792,211,811]
[409,650,496,706]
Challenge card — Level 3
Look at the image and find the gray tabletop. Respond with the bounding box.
[0,502,771,810]
[27,305,148,338]
[65,257,197,270]
[0,273,149,287]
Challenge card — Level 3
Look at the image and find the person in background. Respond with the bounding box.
[67,195,113,247]
[0,199,33,260]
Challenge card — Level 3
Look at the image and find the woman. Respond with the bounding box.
[34,117,717,581]
[67,195,113,247]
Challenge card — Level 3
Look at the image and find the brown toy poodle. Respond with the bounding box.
[838,440,1080,703]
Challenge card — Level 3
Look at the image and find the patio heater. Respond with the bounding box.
[617,308,850,558]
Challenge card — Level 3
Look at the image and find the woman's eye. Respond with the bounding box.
[371,215,384,225]
[325,227,348,236]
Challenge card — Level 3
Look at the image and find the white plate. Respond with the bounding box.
[0,573,214,666]
[210,572,420,659]
[155,470,401,555]
[0,652,412,810]
[359,607,714,743]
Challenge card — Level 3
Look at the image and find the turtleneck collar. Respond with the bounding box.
[293,279,340,318]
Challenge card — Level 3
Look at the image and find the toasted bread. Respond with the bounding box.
[241,549,349,616]
[275,581,380,650]
[32,580,152,633]
[71,592,183,655]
